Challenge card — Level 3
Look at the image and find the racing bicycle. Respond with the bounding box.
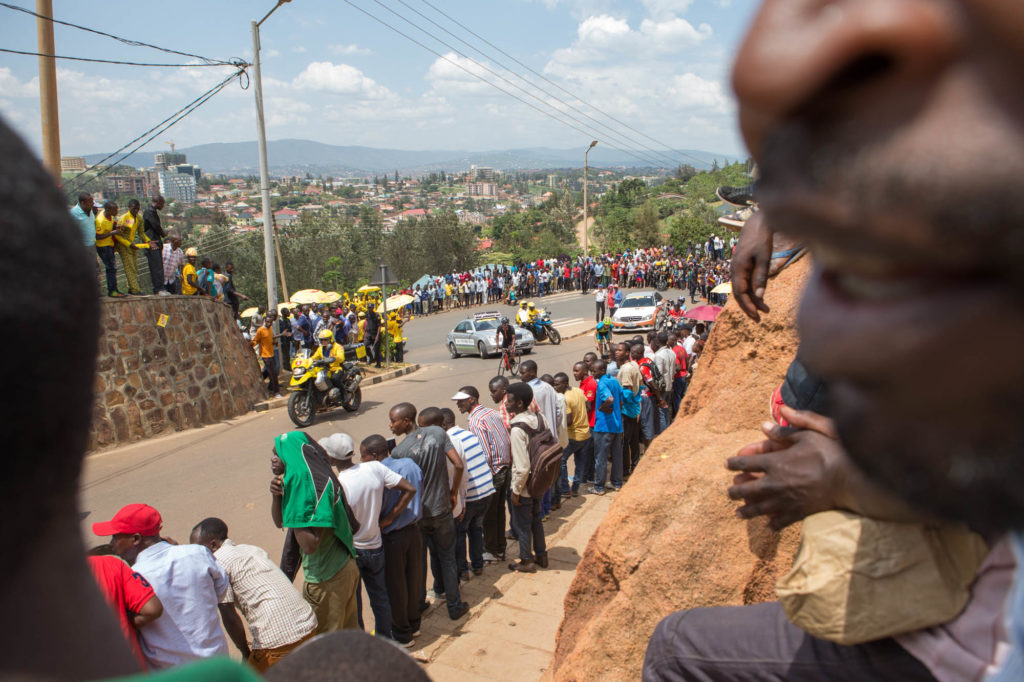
[498,345,520,377]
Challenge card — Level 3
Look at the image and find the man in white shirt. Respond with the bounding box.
[518,359,563,443]
[652,331,679,434]
[507,383,548,574]
[441,408,496,579]
[322,433,416,641]
[190,517,317,672]
[94,503,229,670]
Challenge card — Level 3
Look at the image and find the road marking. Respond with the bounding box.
[553,317,588,331]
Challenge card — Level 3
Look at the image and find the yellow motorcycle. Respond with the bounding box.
[287,347,362,427]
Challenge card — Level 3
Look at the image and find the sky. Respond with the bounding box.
[0,0,760,163]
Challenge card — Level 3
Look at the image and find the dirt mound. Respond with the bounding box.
[547,257,811,680]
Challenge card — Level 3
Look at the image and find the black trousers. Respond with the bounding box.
[483,467,510,557]
[623,415,641,475]
[643,602,937,682]
[382,522,422,641]
[145,243,165,293]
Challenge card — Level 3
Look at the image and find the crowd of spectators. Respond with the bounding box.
[406,244,733,316]
[85,325,712,672]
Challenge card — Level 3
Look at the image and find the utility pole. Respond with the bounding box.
[252,18,278,312]
[583,140,598,255]
[36,0,61,182]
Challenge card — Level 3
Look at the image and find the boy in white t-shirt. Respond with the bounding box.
[321,433,416,640]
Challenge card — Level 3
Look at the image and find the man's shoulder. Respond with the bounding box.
[383,455,420,475]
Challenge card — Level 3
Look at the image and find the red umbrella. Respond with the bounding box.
[684,305,722,321]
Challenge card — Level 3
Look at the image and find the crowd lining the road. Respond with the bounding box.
[88,320,713,671]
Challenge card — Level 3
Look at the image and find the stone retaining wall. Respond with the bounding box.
[90,295,264,450]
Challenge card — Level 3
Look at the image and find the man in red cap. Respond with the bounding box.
[94,503,232,670]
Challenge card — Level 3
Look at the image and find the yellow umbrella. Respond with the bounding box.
[711,281,732,295]
[239,306,259,318]
[317,291,342,304]
[278,301,295,314]
[377,293,414,313]
[357,284,381,294]
[290,289,324,304]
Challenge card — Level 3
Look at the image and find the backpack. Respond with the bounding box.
[510,414,563,499]
[640,356,663,383]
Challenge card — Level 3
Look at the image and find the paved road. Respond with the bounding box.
[80,328,600,550]
[81,287,694,546]
[78,287,691,668]
[399,286,691,366]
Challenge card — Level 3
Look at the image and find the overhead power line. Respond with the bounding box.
[0,47,246,68]
[67,67,250,195]
[368,0,667,169]
[0,1,247,67]
[341,0,668,169]
[417,0,713,169]
[393,0,682,170]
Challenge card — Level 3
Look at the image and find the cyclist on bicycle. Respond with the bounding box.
[595,317,613,357]
[496,316,516,354]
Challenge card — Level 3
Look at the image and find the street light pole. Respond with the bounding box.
[583,140,597,255]
[252,0,291,312]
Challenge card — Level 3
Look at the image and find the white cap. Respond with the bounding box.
[450,391,472,401]
[319,433,355,461]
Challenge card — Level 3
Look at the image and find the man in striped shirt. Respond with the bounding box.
[442,408,496,580]
[453,385,514,563]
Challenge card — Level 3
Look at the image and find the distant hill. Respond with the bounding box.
[83,139,738,177]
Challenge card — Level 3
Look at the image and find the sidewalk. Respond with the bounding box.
[410,490,615,681]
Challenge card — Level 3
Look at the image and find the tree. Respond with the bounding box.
[634,200,661,248]
[668,200,720,251]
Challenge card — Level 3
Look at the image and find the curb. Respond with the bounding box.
[562,326,595,342]
[253,363,422,413]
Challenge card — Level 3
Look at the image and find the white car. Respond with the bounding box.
[447,312,535,358]
[611,291,665,333]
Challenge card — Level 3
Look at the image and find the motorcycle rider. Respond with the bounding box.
[310,328,347,401]
[525,302,542,340]
[516,300,530,326]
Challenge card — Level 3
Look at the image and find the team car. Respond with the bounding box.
[447,311,535,358]
[611,290,666,333]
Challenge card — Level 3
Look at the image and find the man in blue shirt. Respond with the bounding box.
[69,192,95,247]
[591,359,624,495]
[364,434,424,647]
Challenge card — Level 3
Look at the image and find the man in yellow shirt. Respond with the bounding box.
[94,201,124,297]
[387,312,405,362]
[310,329,347,399]
[181,248,200,295]
[114,199,149,295]
[356,312,366,344]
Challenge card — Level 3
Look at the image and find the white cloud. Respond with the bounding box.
[425,52,498,95]
[292,62,393,99]
[563,13,711,60]
[640,0,695,20]
[329,44,372,56]
[0,68,38,98]
[292,46,308,53]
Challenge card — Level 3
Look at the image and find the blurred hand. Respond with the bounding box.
[731,212,773,322]
[725,406,844,530]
